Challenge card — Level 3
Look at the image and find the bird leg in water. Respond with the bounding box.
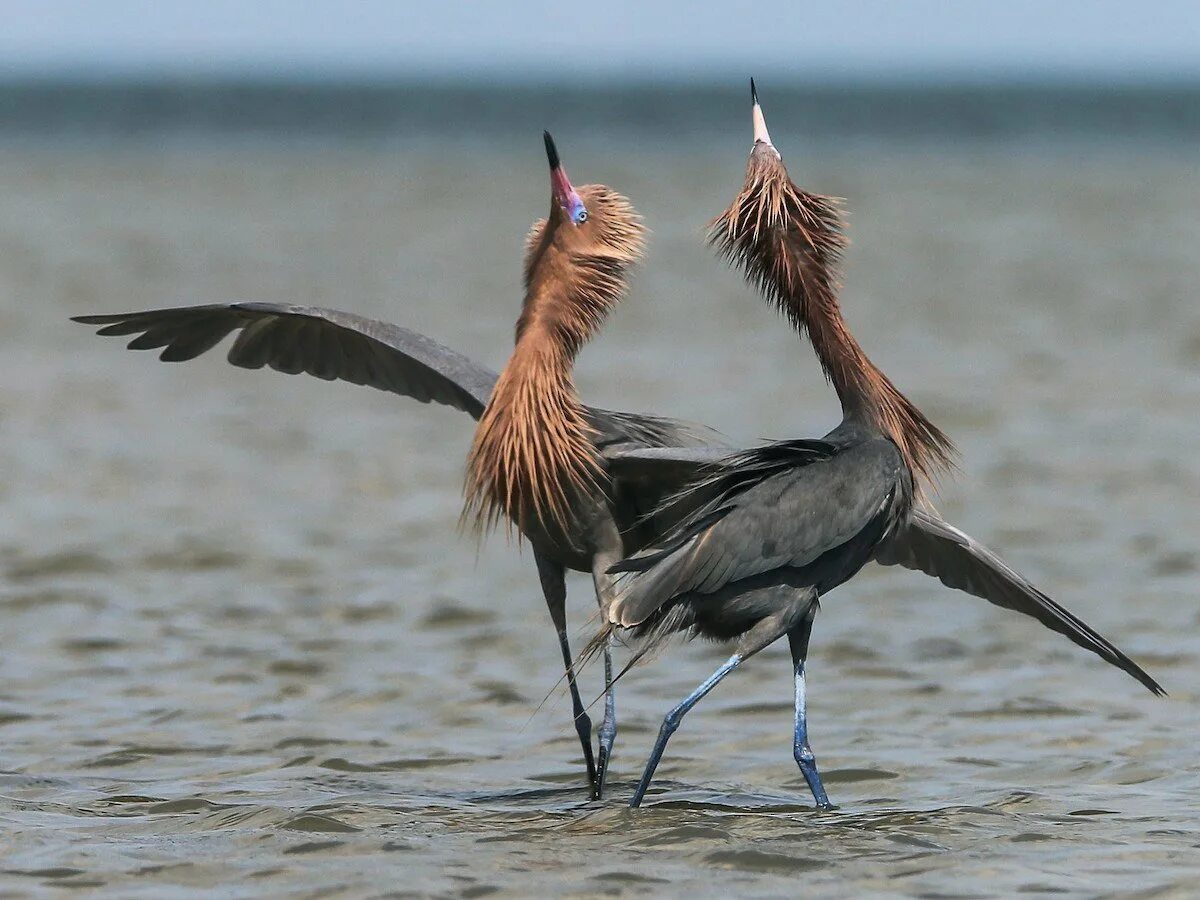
[597,635,617,798]
[629,653,741,808]
[592,551,623,800]
[629,608,798,808]
[788,606,832,809]
[536,552,598,794]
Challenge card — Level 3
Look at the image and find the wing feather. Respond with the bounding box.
[874,509,1164,695]
[608,440,901,627]
[75,303,498,419]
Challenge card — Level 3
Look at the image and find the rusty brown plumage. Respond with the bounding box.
[709,146,957,493]
[463,184,646,535]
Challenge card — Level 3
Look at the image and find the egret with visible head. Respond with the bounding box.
[73,132,725,800]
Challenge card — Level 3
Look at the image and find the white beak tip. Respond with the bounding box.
[752,103,773,148]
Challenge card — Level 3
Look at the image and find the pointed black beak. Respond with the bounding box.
[750,77,775,150]
[543,130,581,218]
[543,131,561,170]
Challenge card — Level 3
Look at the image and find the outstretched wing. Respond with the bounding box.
[607,439,900,627]
[874,509,1165,696]
[74,303,498,420]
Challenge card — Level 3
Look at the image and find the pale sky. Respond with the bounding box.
[2,0,1198,80]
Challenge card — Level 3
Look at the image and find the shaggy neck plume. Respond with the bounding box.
[464,192,644,535]
[710,156,956,492]
[464,328,599,535]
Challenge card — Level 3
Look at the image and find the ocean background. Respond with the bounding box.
[1,80,1198,895]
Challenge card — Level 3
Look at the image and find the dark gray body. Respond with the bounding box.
[609,421,910,643]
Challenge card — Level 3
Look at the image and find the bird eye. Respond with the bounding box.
[574,208,589,224]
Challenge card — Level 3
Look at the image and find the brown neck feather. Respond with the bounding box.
[710,154,956,492]
[463,326,600,535]
[463,190,645,535]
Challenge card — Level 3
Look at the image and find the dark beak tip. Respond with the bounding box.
[543,131,560,170]
[750,77,759,104]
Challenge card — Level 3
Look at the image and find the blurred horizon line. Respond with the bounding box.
[4,65,1200,90]
[2,78,1197,145]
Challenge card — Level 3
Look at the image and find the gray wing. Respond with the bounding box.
[607,441,900,627]
[601,445,738,483]
[875,509,1165,696]
[599,442,737,552]
[73,303,498,420]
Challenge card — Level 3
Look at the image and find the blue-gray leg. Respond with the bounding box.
[788,611,832,809]
[536,552,598,795]
[591,548,624,801]
[595,636,617,800]
[629,654,742,808]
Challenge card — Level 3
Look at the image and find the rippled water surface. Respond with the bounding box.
[1,90,1199,896]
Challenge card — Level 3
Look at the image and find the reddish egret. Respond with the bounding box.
[598,82,1164,809]
[73,133,724,800]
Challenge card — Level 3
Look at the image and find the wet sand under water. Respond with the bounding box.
[1,136,1199,896]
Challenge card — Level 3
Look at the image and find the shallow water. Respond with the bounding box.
[1,100,1199,896]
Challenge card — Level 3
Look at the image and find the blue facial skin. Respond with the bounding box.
[568,197,589,225]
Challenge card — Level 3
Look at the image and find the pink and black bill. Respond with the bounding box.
[543,131,589,225]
